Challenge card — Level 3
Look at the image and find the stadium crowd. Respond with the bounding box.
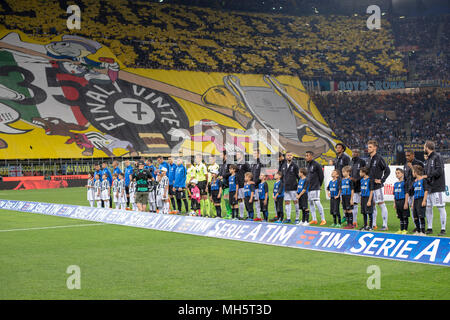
[1,0,406,78]
[86,139,448,236]
[312,89,450,153]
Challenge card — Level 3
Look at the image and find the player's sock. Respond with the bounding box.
[89,201,94,207]
[426,206,433,230]
[285,203,291,220]
[333,215,337,224]
[104,200,110,208]
[363,213,368,227]
[97,201,102,208]
[368,213,373,228]
[170,197,176,211]
[309,200,317,221]
[379,203,388,228]
[372,205,378,227]
[206,199,212,216]
[239,202,245,218]
[349,212,354,225]
[295,203,300,221]
[255,200,261,218]
[419,217,426,233]
[200,199,205,216]
[352,205,358,224]
[414,218,420,231]
[215,205,222,218]
[315,200,325,221]
[263,210,269,221]
[183,199,189,212]
[224,198,232,215]
[438,207,447,231]
[337,213,341,225]
[404,216,409,231]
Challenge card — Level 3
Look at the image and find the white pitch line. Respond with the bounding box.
[0,223,104,233]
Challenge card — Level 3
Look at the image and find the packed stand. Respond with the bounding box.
[311,89,450,152]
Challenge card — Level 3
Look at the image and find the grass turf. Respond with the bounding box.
[0,185,449,300]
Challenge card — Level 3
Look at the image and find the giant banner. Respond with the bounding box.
[0,199,448,267]
[0,29,345,164]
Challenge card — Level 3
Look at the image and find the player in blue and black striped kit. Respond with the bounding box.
[327,169,341,227]
[359,167,373,231]
[273,171,284,223]
[258,173,269,222]
[296,168,309,226]
[393,168,410,234]
[341,166,355,229]
[410,165,429,235]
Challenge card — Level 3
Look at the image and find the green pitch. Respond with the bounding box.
[0,184,449,300]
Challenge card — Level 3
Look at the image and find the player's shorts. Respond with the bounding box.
[229,190,238,205]
[148,190,156,203]
[244,196,254,213]
[284,190,297,201]
[330,197,340,215]
[413,197,426,218]
[361,196,373,215]
[237,188,245,200]
[372,188,384,204]
[156,196,163,208]
[175,188,187,200]
[395,199,410,218]
[298,193,308,210]
[308,190,320,201]
[197,180,207,196]
[427,192,445,207]
[136,192,148,204]
[353,192,361,205]
[253,188,259,200]
[259,198,268,212]
[159,188,168,201]
[341,195,353,211]
[211,190,221,204]
[101,190,109,201]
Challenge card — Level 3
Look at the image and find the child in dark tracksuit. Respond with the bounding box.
[273,171,284,223]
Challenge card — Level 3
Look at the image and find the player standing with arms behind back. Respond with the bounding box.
[280,151,300,224]
[423,140,447,236]
[305,151,325,225]
[367,140,391,231]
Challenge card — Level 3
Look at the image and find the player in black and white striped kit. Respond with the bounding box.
[86,173,95,207]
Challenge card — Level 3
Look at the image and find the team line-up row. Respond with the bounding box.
[85,141,447,236]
